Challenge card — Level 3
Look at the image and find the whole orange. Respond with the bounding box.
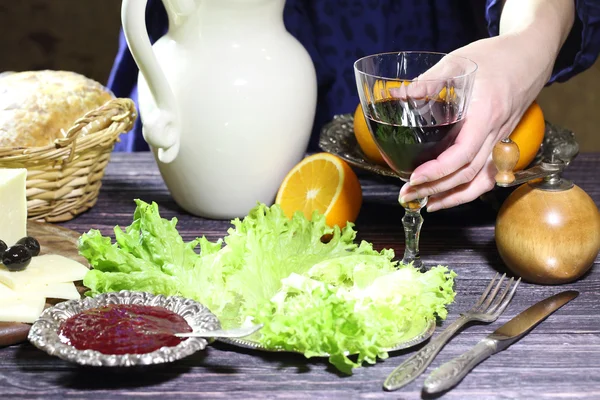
[353,104,387,166]
[509,101,545,171]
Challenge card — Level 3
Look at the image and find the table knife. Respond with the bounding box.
[423,290,579,394]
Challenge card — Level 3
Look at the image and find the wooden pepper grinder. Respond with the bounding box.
[492,138,600,284]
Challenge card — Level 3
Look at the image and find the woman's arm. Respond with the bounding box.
[489,0,600,84]
[498,0,575,88]
[499,0,575,45]
[399,0,590,211]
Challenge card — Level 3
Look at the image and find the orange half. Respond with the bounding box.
[275,153,362,229]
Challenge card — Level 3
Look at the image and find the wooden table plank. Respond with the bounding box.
[2,152,599,399]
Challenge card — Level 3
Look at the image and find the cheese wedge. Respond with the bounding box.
[0,296,46,323]
[0,254,88,290]
[0,281,80,300]
[0,168,27,246]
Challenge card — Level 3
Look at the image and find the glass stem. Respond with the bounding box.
[399,196,428,271]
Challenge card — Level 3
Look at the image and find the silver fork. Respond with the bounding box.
[383,273,520,391]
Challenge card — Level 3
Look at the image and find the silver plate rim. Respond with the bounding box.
[218,318,436,356]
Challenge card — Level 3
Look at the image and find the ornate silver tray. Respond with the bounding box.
[28,291,221,367]
[319,114,579,179]
[219,318,436,356]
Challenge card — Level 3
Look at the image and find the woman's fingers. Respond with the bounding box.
[399,124,503,203]
[407,99,490,186]
[425,158,497,212]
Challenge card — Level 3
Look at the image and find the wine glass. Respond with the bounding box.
[354,51,477,270]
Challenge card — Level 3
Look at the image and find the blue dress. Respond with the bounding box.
[108,0,600,152]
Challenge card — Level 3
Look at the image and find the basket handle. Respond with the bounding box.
[54,98,137,163]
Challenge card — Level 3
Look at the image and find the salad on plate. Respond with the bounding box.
[79,200,456,373]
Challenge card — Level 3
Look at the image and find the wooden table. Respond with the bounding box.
[2,152,600,399]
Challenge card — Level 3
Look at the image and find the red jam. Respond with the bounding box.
[59,304,193,355]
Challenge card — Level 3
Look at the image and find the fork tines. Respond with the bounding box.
[470,273,521,318]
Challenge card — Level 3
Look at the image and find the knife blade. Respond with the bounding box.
[423,290,579,394]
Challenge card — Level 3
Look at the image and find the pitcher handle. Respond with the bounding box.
[121,0,186,163]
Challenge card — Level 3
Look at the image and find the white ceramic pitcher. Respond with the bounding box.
[122,0,317,218]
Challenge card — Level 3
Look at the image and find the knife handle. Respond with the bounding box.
[383,315,470,391]
[423,338,498,394]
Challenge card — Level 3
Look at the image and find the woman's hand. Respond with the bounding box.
[399,0,575,212]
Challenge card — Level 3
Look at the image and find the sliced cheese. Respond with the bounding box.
[0,254,88,290]
[0,295,46,323]
[0,281,80,300]
[0,168,27,246]
[29,281,81,300]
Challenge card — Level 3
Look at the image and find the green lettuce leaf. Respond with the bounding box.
[212,204,390,323]
[249,264,456,373]
[80,199,215,300]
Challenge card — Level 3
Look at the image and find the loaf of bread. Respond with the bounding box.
[0,70,113,148]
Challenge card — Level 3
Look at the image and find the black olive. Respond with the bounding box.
[16,236,41,257]
[0,240,6,257]
[2,244,32,271]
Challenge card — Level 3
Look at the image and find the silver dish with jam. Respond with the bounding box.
[28,290,221,367]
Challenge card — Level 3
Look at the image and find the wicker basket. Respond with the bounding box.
[0,98,137,222]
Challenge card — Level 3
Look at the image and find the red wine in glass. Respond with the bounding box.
[365,98,463,181]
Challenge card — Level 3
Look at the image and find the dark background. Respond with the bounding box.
[1,0,598,151]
